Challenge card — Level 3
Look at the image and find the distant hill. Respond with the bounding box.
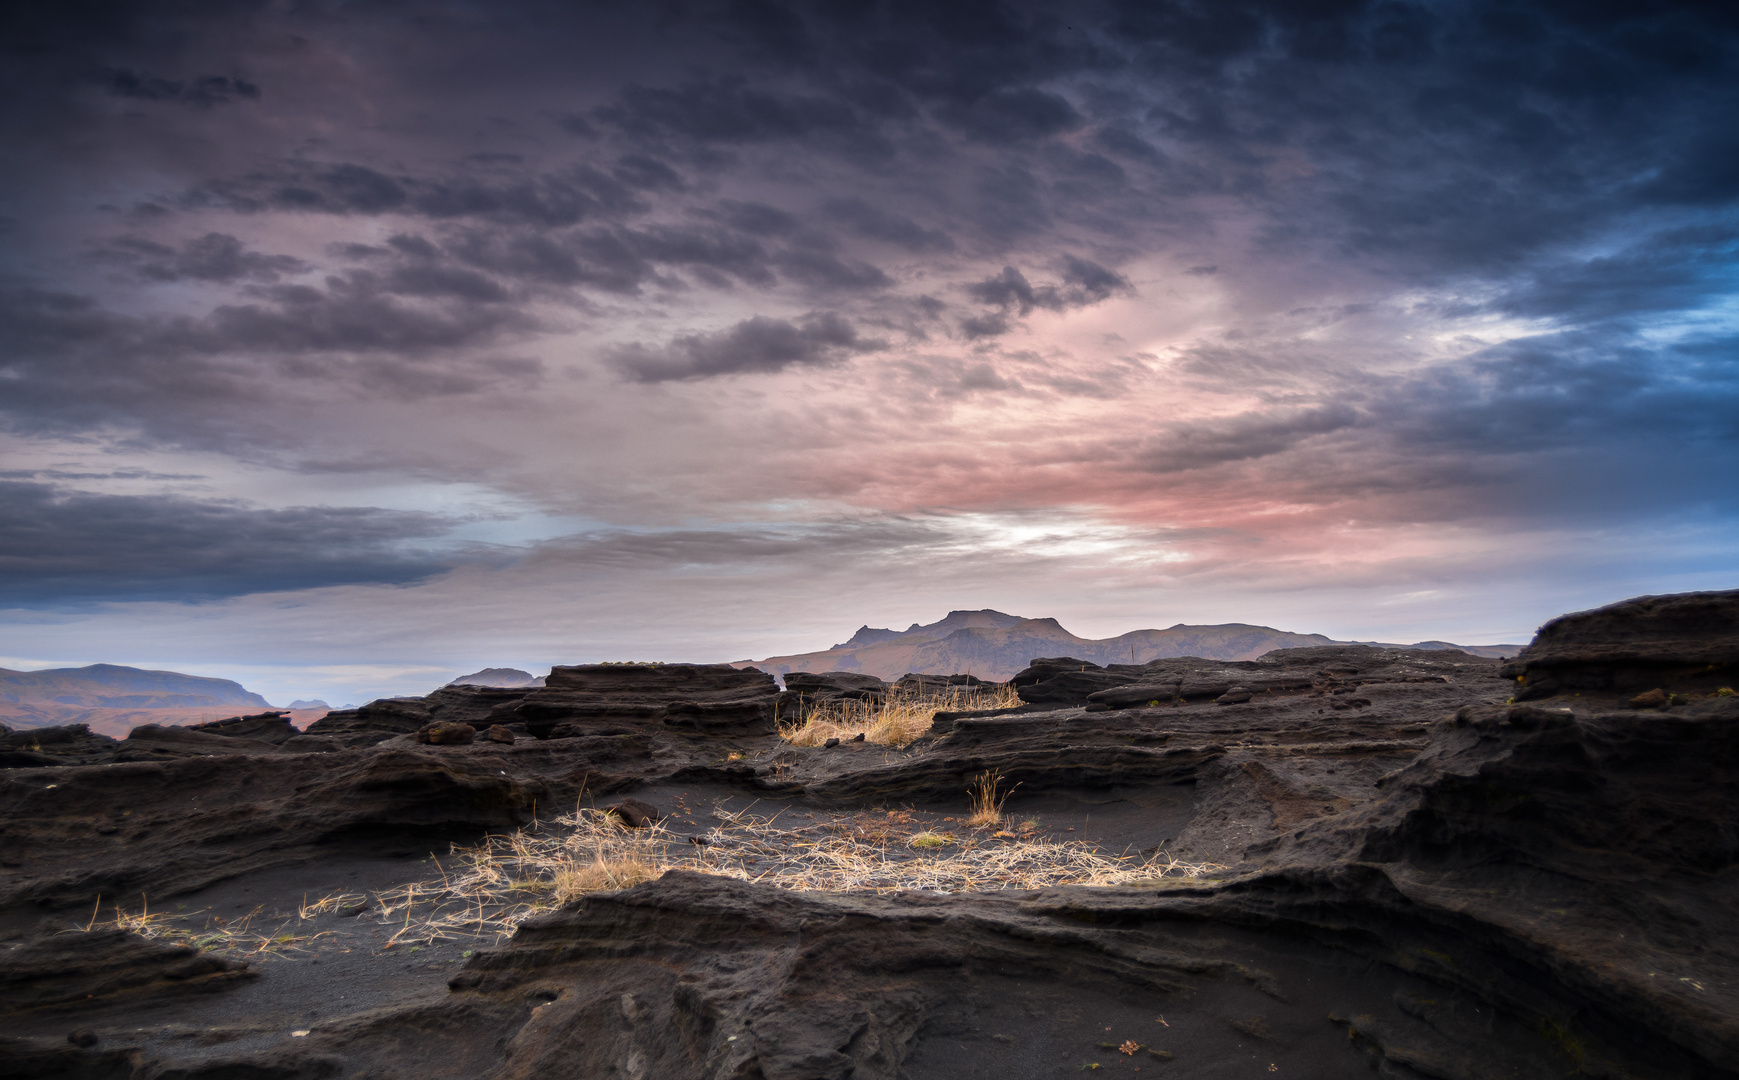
[448,667,546,688]
[0,664,278,737]
[738,609,1521,681]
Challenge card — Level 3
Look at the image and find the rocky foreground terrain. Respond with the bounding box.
[1,591,1735,1078]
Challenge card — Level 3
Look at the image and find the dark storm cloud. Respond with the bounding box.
[103,69,260,106]
[1135,405,1362,474]
[613,312,885,382]
[1389,328,1739,460]
[597,77,898,160]
[822,198,954,252]
[190,161,661,226]
[719,201,801,237]
[443,222,780,292]
[0,275,532,442]
[94,233,309,284]
[1486,223,1739,323]
[772,246,892,291]
[3,0,1737,534]
[0,482,461,606]
[936,86,1084,145]
[962,257,1132,334]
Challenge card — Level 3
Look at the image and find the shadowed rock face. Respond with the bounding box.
[1,593,1736,1078]
[507,663,781,737]
[1500,588,1739,695]
[0,928,254,1012]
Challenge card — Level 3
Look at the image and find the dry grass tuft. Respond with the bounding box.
[966,770,1016,827]
[73,894,333,960]
[781,681,1021,748]
[553,850,659,901]
[339,801,1226,943]
[65,797,1227,955]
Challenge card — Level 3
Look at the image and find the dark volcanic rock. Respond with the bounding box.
[603,797,660,828]
[302,685,538,746]
[890,672,990,695]
[0,724,118,769]
[0,748,551,906]
[427,872,1594,1080]
[3,592,1737,1079]
[776,670,889,723]
[1015,667,1133,704]
[0,927,254,1011]
[122,721,309,758]
[188,711,298,744]
[1203,694,1739,1077]
[304,696,432,743]
[1009,656,1103,686]
[415,721,476,745]
[781,670,888,701]
[509,663,780,737]
[422,683,540,725]
[1500,588,1739,695]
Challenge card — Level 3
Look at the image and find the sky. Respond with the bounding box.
[2,0,1737,706]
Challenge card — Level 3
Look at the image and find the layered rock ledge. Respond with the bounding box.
[1,589,1735,1078]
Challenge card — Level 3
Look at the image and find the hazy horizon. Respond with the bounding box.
[3,2,1735,707]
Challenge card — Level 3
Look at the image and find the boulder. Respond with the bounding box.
[776,671,891,726]
[481,724,516,744]
[420,683,540,726]
[1500,588,1739,694]
[188,712,299,744]
[507,664,780,738]
[891,672,991,697]
[1015,668,1132,704]
[604,797,660,828]
[1009,658,1103,686]
[0,724,119,769]
[123,723,288,756]
[782,671,889,701]
[305,697,432,743]
[415,721,476,745]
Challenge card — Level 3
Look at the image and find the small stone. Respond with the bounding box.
[481,724,516,744]
[68,1031,98,1048]
[823,737,841,748]
[414,721,476,745]
[1215,688,1253,705]
[604,797,660,828]
[1628,688,1668,709]
[850,733,865,742]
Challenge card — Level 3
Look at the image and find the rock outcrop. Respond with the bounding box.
[0,927,254,1012]
[1,591,1735,1079]
[1500,587,1739,697]
[506,663,781,737]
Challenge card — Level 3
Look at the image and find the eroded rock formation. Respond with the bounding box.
[1,589,1735,1078]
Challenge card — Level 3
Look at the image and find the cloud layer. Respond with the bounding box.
[1,0,1736,699]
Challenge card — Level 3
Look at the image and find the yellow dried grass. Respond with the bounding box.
[780,681,1020,748]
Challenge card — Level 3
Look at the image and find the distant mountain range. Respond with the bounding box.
[0,664,280,737]
[738,609,1522,682]
[448,667,546,688]
[1,619,1519,738]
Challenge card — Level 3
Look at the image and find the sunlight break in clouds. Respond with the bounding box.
[2,1,1737,702]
